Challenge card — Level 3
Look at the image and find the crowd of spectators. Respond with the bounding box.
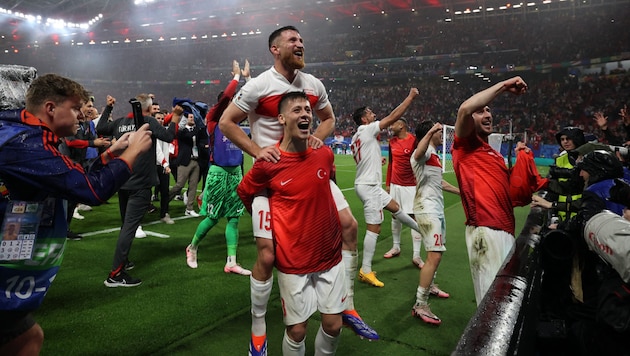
[0,3,628,146]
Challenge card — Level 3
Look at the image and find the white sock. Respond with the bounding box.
[392,209,420,233]
[282,329,305,356]
[342,250,357,310]
[411,230,422,258]
[416,286,430,306]
[361,230,379,274]
[391,218,402,250]
[314,324,340,356]
[251,276,273,337]
[226,255,236,267]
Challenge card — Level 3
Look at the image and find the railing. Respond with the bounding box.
[453,208,544,355]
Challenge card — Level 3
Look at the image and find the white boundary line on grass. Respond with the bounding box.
[80,187,359,237]
[80,215,194,237]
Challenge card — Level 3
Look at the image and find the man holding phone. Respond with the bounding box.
[96,93,181,287]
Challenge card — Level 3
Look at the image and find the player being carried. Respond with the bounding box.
[238,91,346,356]
[219,25,378,356]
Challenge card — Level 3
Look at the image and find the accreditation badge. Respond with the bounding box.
[0,200,43,261]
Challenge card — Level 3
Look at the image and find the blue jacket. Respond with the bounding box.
[0,109,132,311]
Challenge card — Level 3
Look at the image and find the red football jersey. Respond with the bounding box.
[238,145,342,274]
[452,134,515,235]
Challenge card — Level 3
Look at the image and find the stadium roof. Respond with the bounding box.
[1,0,625,45]
[0,0,499,38]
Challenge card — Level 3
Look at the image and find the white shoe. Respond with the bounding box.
[160,213,175,224]
[135,226,147,238]
[186,245,198,269]
[185,210,200,217]
[77,203,92,211]
[72,207,85,220]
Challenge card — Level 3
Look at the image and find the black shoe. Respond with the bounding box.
[103,271,142,288]
[67,230,83,240]
[124,261,135,271]
[148,204,157,213]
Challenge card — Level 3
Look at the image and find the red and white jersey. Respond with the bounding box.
[387,133,416,187]
[452,134,515,235]
[351,121,383,185]
[411,145,444,215]
[237,145,342,274]
[232,66,330,148]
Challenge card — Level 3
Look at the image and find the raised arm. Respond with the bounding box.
[455,76,527,139]
[413,122,442,161]
[378,88,419,130]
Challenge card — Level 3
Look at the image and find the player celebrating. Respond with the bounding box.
[350,88,422,288]
[238,91,345,356]
[219,26,378,356]
[384,117,424,268]
[410,121,460,325]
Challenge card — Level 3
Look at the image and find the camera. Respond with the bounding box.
[609,145,629,158]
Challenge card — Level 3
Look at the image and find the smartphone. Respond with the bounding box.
[129,98,144,130]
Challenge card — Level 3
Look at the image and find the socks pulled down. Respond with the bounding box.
[282,329,306,356]
[314,324,340,355]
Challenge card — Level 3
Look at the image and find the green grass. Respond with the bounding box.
[37,154,533,355]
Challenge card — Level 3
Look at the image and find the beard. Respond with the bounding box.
[282,53,305,70]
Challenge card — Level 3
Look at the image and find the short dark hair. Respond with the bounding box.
[352,106,367,125]
[415,120,435,139]
[269,25,299,49]
[278,91,309,115]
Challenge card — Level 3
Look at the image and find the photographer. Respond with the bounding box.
[533,149,628,354]
[542,127,586,223]
[96,93,180,287]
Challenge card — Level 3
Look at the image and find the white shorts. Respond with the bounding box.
[415,214,446,252]
[465,226,515,306]
[389,184,415,215]
[355,184,393,225]
[278,261,347,326]
[252,181,348,239]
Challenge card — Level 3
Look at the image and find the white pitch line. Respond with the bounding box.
[79,215,195,237]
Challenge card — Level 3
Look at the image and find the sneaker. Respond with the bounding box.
[383,247,401,259]
[124,261,135,271]
[412,304,441,325]
[249,334,267,356]
[77,203,92,211]
[430,284,450,298]
[67,230,83,240]
[148,204,157,214]
[104,271,142,288]
[412,256,425,269]
[186,245,198,269]
[72,208,85,220]
[135,226,147,239]
[174,194,183,201]
[151,194,159,202]
[342,309,380,340]
[185,210,200,217]
[160,213,175,224]
[358,268,384,287]
[224,264,252,276]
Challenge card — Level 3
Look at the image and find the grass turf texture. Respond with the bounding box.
[37,154,537,355]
